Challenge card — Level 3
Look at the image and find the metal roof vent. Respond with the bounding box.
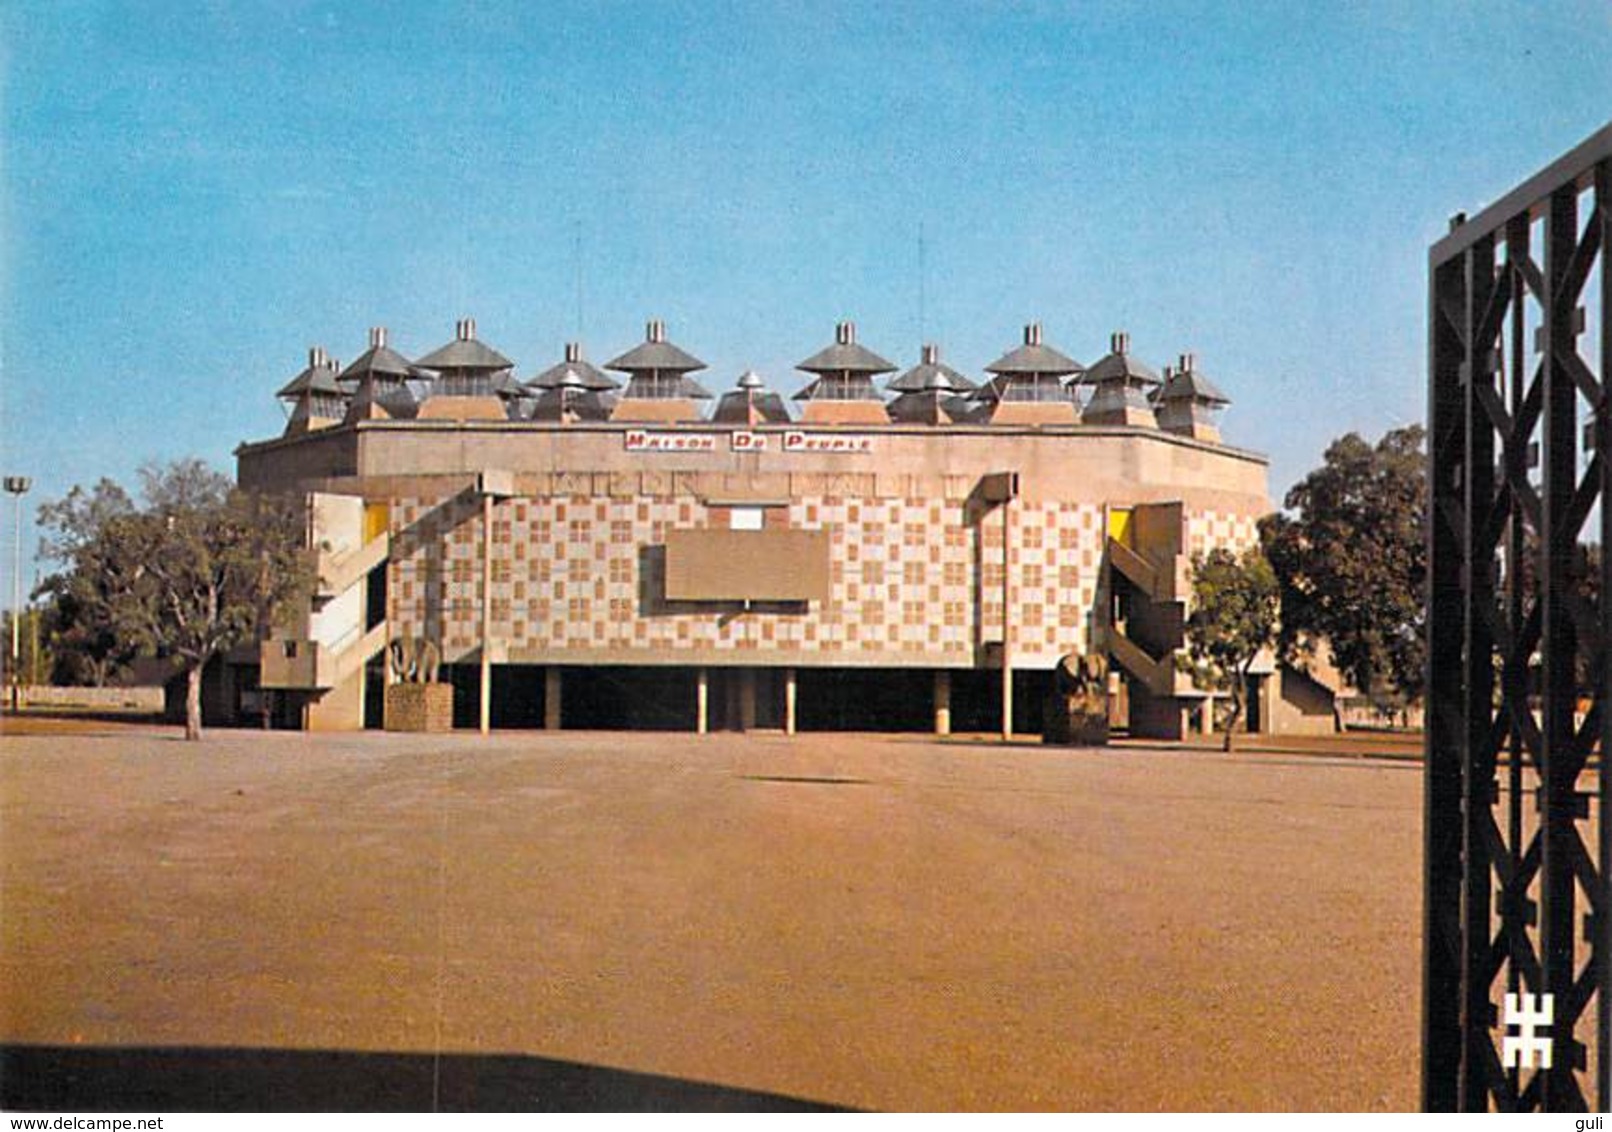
[1157,350,1230,441]
[369,327,387,349]
[278,344,347,433]
[1025,322,1042,346]
[921,343,940,365]
[647,319,666,343]
[836,320,855,345]
[565,341,583,363]
[456,318,476,342]
[1080,330,1160,427]
[712,369,790,424]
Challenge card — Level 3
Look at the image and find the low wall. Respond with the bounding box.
[17,685,166,711]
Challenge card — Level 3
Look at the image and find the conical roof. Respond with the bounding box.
[1159,352,1230,405]
[415,318,514,372]
[277,346,343,398]
[606,319,706,374]
[530,383,612,422]
[529,342,620,391]
[888,389,970,425]
[887,344,977,393]
[985,323,1082,377]
[338,327,415,382]
[1080,331,1161,387]
[797,321,895,375]
[712,370,791,424]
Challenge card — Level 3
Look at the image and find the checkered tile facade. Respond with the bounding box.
[387,490,1130,667]
[1186,509,1262,559]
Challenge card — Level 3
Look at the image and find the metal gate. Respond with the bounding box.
[1425,122,1611,1111]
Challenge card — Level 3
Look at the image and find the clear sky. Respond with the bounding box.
[2,0,1609,584]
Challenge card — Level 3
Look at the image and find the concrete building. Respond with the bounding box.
[233,317,1305,739]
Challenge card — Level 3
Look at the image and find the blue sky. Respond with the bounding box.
[2,1,1610,583]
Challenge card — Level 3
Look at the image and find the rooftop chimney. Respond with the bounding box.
[1111,331,1130,354]
[455,317,476,341]
[647,319,666,343]
[1024,322,1042,346]
[565,341,582,362]
[1178,352,1196,373]
[836,321,855,345]
[921,343,940,365]
[369,327,387,349]
[308,346,328,368]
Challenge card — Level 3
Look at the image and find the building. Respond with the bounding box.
[232,316,1293,739]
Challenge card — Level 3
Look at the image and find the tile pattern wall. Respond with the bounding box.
[1185,510,1263,560]
[388,491,1251,668]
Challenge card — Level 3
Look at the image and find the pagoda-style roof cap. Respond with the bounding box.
[528,342,620,391]
[606,320,706,374]
[713,370,791,424]
[338,327,415,382]
[887,343,977,393]
[797,321,895,375]
[277,346,343,398]
[985,323,1083,377]
[530,382,612,422]
[415,318,514,372]
[1081,331,1161,386]
[1159,351,1230,405]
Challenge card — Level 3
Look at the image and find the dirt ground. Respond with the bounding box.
[0,725,1423,1111]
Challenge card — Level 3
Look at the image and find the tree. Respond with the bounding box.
[1260,425,1426,716]
[36,459,313,739]
[1181,546,1279,751]
[35,478,140,686]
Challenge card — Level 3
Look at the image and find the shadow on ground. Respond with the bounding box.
[0,1045,848,1112]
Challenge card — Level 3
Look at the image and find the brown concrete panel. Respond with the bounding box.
[664,530,830,603]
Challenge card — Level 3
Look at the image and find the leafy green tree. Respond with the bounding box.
[35,478,139,686]
[1181,546,1280,751]
[37,459,313,739]
[1260,425,1426,715]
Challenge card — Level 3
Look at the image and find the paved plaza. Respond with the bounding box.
[0,726,1421,1110]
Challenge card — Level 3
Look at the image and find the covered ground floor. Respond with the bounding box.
[435,664,1059,736]
[204,658,1319,740]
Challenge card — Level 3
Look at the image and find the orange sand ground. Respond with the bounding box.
[1,724,1422,1110]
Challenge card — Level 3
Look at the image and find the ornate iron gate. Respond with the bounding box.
[1425,122,1611,1111]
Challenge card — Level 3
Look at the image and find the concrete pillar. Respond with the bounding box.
[544,666,562,730]
[739,668,757,732]
[784,667,797,735]
[1001,498,1013,741]
[934,669,952,737]
[479,492,493,736]
[696,667,709,735]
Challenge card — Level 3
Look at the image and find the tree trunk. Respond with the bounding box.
[185,663,203,741]
[1222,695,1240,752]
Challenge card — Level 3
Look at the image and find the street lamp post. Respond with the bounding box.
[4,476,31,712]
